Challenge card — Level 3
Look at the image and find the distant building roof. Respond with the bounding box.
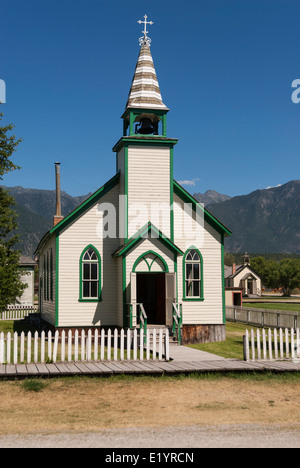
[19,256,37,266]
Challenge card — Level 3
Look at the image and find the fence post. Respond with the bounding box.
[27,331,32,364]
[14,332,18,365]
[251,329,255,361]
[107,329,111,361]
[257,329,261,360]
[0,332,4,364]
[268,328,273,360]
[120,329,124,361]
[243,330,250,362]
[101,329,105,361]
[152,329,157,361]
[274,329,278,360]
[140,329,144,361]
[133,329,137,361]
[20,332,25,363]
[48,331,52,361]
[60,330,65,362]
[146,329,150,361]
[126,328,131,361]
[34,331,39,363]
[74,330,79,362]
[81,330,85,361]
[114,329,118,362]
[279,328,284,359]
[94,329,98,361]
[291,328,295,360]
[165,328,170,361]
[53,331,59,363]
[7,332,11,364]
[68,330,72,362]
[285,328,289,359]
[262,329,267,360]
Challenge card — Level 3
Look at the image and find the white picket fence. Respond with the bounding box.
[244,328,300,362]
[0,328,170,365]
[0,305,38,321]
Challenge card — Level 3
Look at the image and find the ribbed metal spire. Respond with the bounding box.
[125,17,168,111]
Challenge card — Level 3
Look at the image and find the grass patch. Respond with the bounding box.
[244,302,300,312]
[20,379,49,393]
[187,323,261,360]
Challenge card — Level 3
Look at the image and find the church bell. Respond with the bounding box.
[136,118,158,135]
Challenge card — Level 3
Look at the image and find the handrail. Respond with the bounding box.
[129,303,148,343]
[172,303,183,345]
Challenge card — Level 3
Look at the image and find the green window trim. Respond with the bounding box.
[182,247,204,302]
[50,248,53,302]
[132,250,169,273]
[79,245,102,302]
[43,255,46,301]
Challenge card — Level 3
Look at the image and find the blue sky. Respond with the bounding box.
[1,0,300,198]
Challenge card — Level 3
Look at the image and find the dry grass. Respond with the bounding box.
[0,374,300,435]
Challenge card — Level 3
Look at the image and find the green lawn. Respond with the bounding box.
[188,322,259,360]
[244,302,300,312]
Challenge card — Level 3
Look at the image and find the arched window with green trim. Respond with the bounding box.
[183,248,204,301]
[79,246,101,301]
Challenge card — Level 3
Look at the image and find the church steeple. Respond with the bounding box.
[122,15,169,137]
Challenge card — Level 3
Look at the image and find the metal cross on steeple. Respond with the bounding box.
[138,15,154,47]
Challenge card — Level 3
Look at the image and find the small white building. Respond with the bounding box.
[36,23,232,344]
[225,254,262,297]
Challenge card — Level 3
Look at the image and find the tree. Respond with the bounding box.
[251,257,280,290]
[279,259,300,297]
[0,113,25,310]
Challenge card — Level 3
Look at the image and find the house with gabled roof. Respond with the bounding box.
[35,18,232,344]
[225,253,262,297]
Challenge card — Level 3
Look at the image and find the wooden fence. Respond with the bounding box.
[0,305,39,321]
[227,305,300,329]
[0,328,170,365]
[244,328,300,362]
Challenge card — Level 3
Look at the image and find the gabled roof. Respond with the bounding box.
[226,264,261,280]
[35,172,120,254]
[19,255,37,266]
[173,180,232,238]
[113,222,184,258]
[50,172,120,235]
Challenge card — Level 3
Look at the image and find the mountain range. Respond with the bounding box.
[2,180,300,257]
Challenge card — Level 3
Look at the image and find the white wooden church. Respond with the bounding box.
[36,18,231,344]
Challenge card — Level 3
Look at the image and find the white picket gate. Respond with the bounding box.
[244,328,300,362]
[0,328,170,365]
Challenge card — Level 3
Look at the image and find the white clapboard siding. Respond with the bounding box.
[0,328,169,365]
[127,146,171,239]
[244,328,300,362]
[173,193,223,325]
[44,183,122,329]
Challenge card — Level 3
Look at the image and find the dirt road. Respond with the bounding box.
[0,424,299,448]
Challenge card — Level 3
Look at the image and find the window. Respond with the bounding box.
[80,246,101,301]
[183,248,204,300]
